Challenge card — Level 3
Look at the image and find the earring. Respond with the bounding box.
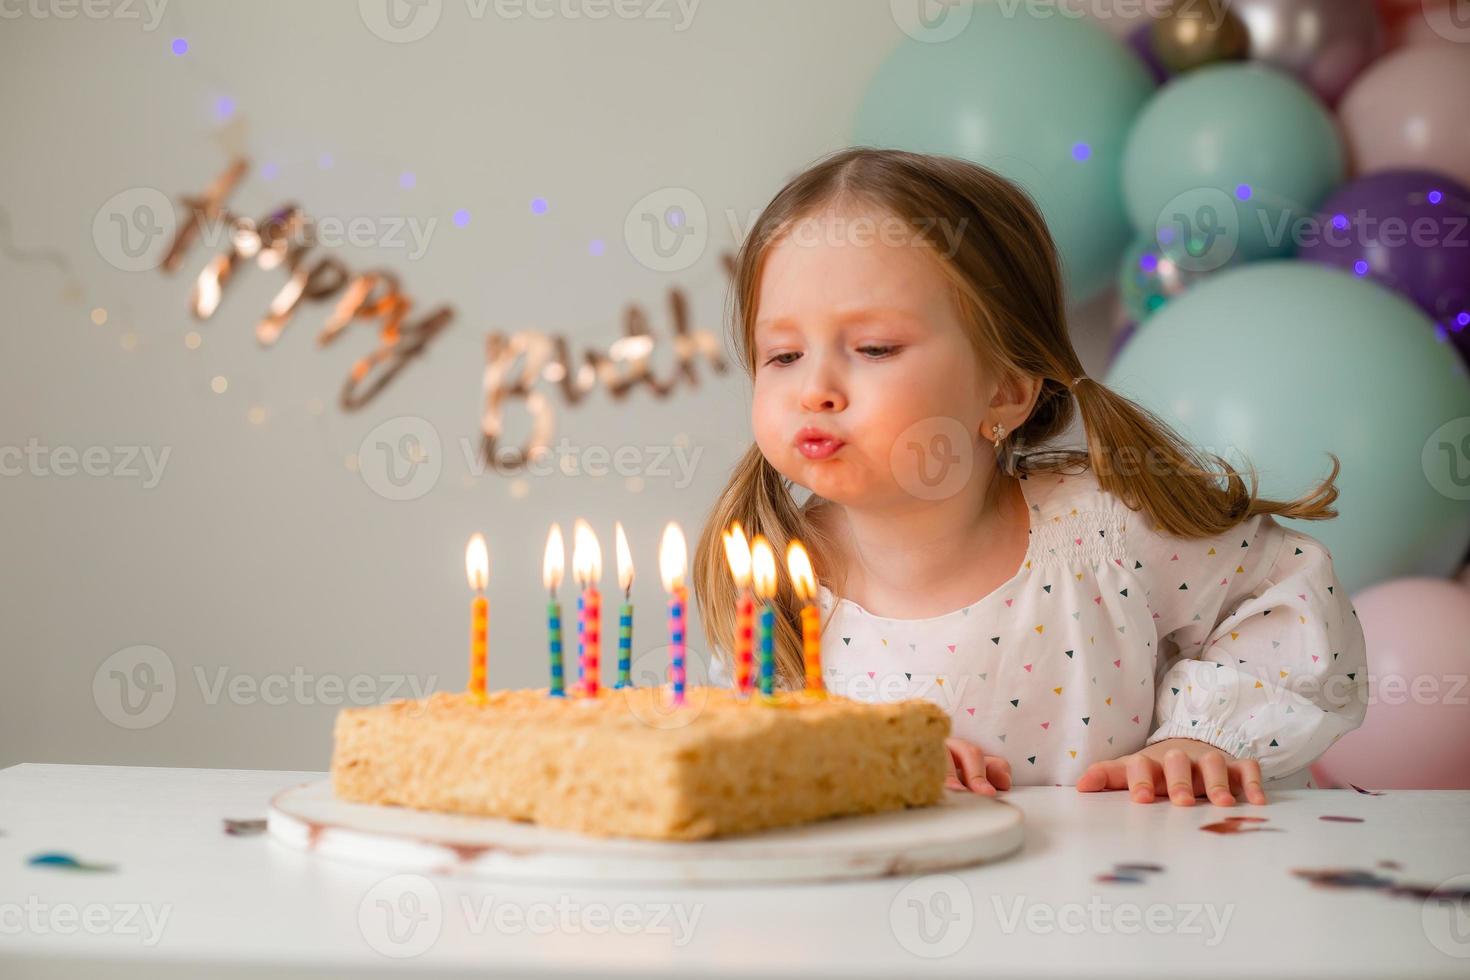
[990,423,1006,449]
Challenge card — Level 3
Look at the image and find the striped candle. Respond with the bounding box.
[614,522,634,690]
[787,540,825,696]
[617,602,633,688]
[548,599,565,696]
[723,524,755,697]
[544,524,566,697]
[670,585,687,703]
[750,535,778,702]
[583,585,601,698]
[659,522,688,706]
[736,589,754,695]
[572,519,603,699]
[757,601,775,697]
[465,533,489,703]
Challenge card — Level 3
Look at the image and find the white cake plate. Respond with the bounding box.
[268,779,1024,886]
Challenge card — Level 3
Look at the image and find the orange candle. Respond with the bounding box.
[787,540,825,696]
[465,533,489,702]
[722,523,754,696]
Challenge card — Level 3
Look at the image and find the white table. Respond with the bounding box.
[2,764,1468,978]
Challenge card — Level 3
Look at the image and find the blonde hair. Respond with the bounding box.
[693,147,1340,690]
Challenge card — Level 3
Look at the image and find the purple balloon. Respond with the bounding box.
[1126,23,1169,86]
[1297,169,1470,364]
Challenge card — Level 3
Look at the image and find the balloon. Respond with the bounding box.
[1339,44,1470,188]
[1105,261,1470,593]
[853,3,1153,305]
[1230,0,1385,105]
[1126,22,1170,85]
[1107,319,1138,370]
[1313,578,1470,790]
[1150,0,1249,74]
[1297,169,1470,365]
[1118,226,1241,322]
[1122,64,1344,264]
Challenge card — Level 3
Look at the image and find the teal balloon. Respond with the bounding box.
[1118,228,1241,323]
[853,4,1152,305]
[1106,261,1470,593]
[1122,64,1344,265]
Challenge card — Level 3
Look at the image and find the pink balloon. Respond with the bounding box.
[1339,43,1470,186]
[1314,578,1470,789]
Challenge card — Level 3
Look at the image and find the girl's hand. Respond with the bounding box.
[945,737,1012,796]
[1075,737,1267,806]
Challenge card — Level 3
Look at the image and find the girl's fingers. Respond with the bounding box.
[1076,760,1123,792]
[1126,754,1158,803]
[1198,751,1235,806]
[1162,749,1196,805]
[949,741,993,794]
[985,756,1012,791]
[1233,759,1268,805]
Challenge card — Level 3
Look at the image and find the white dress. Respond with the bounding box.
[712,465,1368,789]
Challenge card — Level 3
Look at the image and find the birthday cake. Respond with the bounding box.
[330,686,950,841]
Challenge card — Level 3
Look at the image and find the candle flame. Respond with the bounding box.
[572,518,602,587]
[615,522,634,593]
[787,539,816,601]
[659,521,687,593]
[722,521,751,589]
[543,523,564,592]
[465,533,489,592]
[750,535,777,599]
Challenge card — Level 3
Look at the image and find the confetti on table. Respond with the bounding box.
[1291,867,1470,903]
[1097,861,1166,884]
[1348,784,1386,796]
[1202,815,1281,835]
[223,818,267,836]
[27,852,116,873]
[1319,815,1364,823]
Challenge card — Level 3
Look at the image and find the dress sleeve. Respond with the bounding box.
[1124,505,1369,782]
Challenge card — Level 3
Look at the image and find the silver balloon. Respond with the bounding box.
[1228,0,1385,105]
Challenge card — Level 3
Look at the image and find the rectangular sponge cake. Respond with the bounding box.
[331,687,950,841]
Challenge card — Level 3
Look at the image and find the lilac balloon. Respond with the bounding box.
[1231,0,1384,106]
[1126,23,1169,86]
[1297,169,1470,364]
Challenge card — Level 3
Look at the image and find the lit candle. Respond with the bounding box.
[465,533,489,703]
[659,522,688,706]
[572,519,602,698]
[787,540,825,697]
[615,522,634,690]
[722,522,754,696]
[543,524,566,697]
[750,535,777,701]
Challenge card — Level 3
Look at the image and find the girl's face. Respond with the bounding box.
[751,206,993,508]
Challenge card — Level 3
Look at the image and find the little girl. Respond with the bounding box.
[693,147,1368,808]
